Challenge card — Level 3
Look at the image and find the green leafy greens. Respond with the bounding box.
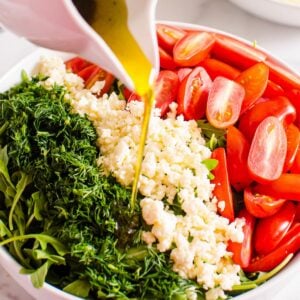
[0,75,203,299]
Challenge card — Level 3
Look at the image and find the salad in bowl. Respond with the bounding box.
[0,22,299,300]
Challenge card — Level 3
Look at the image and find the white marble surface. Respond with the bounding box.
[0,0,299,299]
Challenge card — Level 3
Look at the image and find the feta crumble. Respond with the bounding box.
[35,56,245,300]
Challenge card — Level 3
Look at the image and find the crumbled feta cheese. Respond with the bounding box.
[36,56,245,300]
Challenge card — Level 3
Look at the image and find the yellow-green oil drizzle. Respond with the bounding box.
[75,0,155,210]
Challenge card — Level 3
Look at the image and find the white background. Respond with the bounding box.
[0,0,299,299]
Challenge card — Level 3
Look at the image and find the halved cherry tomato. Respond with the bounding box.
[238,96,296,141]
[245,223,300,272]
[127,92,141,102]
[211,148,235,221]
[86,69,115,95]
[254,173,300,201]
[227,209,256,268]
[291,147,300,174]
[285,89,300,127]
[173,31,215,67]
[278,222,300,246]
[296,203,300,222]
[177,68,192,82]
[236,62,269,114]
[65,56,92,73]
[159,47,177,70]
[77,65,100,82]
[226,126,252,191]
[156,24,186,53]
[206,77,245,128]
[200,58,241,80]
[154,70,179,116]
[244,186,286,218]
[266,59,300,91]
[177,66,212,120]
[128,70,179,116]
[247,116,287,184]
[263,80,284,99]
[211,35,267,69]
[283,124,300,172]
[254,201,296,255]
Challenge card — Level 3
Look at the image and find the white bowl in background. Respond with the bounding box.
[229,0,300,27]
[0,22,299,300]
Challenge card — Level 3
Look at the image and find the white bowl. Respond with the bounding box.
[229,0,300,27]
[0,22,299,300]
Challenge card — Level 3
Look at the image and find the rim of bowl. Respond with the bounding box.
[0,20,299,300]
[269,0,300,8]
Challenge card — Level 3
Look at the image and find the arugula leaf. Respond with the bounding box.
[197,119,226,150]
[8,172,32,230]
[63,279,91,298]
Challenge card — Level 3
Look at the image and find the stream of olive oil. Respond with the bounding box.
[73,0,155,210]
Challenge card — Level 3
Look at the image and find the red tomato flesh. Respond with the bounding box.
[211,35,267,69]
[236,62,269,114]
[206,77,245,128]
[156,24,186,53]
[211,148,235,221]
[253,201,296,255]
[227,209,256,268]
[154,70,179,116]
[266,59,300,91]
[263,80,284,99]
[65,56,92,74]
[254,173,300,201]
[226,126,252,191]
[177,66,212,120]
[247,116,287,184]
[173,31,215,67]
[177,68,192,82]
[291,147,300,174]
[200,58,241,80]
[159,47,177,70]
[244,186,286,218]
[285,88,300,127]
[238,96,296,142]
[283,123,300,172]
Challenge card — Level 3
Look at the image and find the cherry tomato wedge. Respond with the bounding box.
[227,209,256,268]
[154,70,179,116]
[244,186,286,218]
[296,203,300,222]
[244,223,300,272]
[206,77,245,129]
[283,123,300,172]
[247,116,287,184]
[65,56,92,73]
[86,69,115,95]
[254,173,300,201]
[159,47,177,70]
[211,35,267,69]
[77,65,100,82]
[266,59,300,91]
[177,68,192,82]
[285,89,300,127]
[263,80,284,99]
[291,147,300,174]
[254,201,296,255]
[236,62,269,114]
[200,58,241,80]
[177,66,212,120]
[226,126,252,191]
[173,31,215,67]
[211,148,235,221]
[156,24,186,53]
[238,96,296,141]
